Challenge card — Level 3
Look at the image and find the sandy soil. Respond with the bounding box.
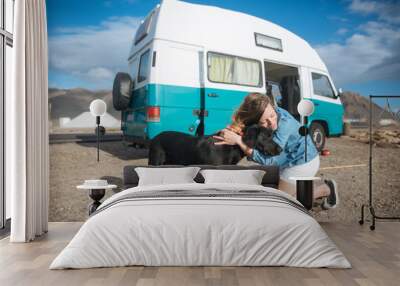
[49,131,400,223]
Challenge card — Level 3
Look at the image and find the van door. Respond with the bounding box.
[264,61,301,121]
[123,47,151,139]
[308,69,344,136]
[202,52,263,135]
[147,42,204,138]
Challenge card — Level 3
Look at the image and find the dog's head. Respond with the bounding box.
[242,124,282,156]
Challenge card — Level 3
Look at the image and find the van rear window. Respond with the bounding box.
[128,57,138,85]
[138,50,150,83]
[207,52,262,87]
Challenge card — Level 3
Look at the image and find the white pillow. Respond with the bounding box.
[135,167,200,186]
[200,169,266,185]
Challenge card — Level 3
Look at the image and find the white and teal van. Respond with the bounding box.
[113,0,344,151]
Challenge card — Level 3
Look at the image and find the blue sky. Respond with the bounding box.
[47,0,400,100]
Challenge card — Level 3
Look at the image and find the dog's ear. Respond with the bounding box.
[255,127,282,156]
[243,124,260,136]
[258,126,274,137]
[242,124,260,147]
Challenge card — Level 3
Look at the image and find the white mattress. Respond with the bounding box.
[50,183,351,269]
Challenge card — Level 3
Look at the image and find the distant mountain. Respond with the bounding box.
[340,92,398,125]
[49,88,120,128]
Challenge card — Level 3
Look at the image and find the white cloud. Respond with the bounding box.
[350,0,400,24]
[349,0,376,14]
[328,15,349,23]
[336,28,349,35]
[315,1,400,86]
[73,67,115,82]
[49,16,141,88]
[87,67,114,80]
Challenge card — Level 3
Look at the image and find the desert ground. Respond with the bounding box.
[49,128,400,223]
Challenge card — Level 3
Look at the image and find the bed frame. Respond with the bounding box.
[123,165,280,189]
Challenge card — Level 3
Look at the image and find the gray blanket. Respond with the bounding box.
[91,188,309,217]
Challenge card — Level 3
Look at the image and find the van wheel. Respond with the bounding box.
[310,122,326,152]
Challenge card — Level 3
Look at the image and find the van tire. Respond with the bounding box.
[113,72,133,111]
[310,122,326,152]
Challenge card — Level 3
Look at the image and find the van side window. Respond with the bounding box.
[138,50,150,83]
[129,57,138,86]
[208,52,262,87]
[134,11,154,45]
[312,73,335,98]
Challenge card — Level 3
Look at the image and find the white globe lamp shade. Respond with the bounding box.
[297,99,315,116]
[90,99,107,117]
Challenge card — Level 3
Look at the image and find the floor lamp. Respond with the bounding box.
[292,99,316,210]
[297,99,315,162]
[90,99,107,162]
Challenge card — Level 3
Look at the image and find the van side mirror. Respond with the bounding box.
[337,88,343,98]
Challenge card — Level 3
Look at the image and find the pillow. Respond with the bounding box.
[135,167,201,186]
[200,169,266,185]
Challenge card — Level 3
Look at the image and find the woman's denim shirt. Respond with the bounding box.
[249,107,319,169]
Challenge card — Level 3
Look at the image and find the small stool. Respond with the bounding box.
[289,177,321,210]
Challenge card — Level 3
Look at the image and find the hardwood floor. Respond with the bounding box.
[0,222,399,286]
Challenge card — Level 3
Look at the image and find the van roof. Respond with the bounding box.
[132,0,328,73]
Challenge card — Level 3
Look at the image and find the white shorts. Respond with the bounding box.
[280,155,320,185]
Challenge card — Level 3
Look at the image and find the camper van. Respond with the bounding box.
[113,0,344,151]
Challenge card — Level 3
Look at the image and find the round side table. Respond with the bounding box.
[77,184,117,215]
[289,177,321,210]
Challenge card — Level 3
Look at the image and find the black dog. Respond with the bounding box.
[148,125,282,165]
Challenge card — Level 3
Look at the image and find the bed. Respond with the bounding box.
[50,165,351,269]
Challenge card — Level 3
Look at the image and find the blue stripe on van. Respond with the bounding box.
[122,83,344,139]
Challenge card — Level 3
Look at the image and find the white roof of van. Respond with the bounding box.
[152,0,328,72]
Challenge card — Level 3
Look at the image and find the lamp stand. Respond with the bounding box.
[298,116,308,162]
[304,116,308,162]
[96,116,100,162]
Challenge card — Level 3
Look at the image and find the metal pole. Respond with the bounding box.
[369,96,372,206]
[304,116,308,162]
[305,132,307,162]
[96,116,100,162]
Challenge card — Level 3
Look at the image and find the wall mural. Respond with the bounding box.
[47,0,400,223]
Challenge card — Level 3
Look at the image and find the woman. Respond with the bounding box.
[214,92,338,209]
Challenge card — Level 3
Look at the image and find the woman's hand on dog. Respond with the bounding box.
[213,129,242,146]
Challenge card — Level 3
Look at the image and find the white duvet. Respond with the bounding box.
[50,183,351,269]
